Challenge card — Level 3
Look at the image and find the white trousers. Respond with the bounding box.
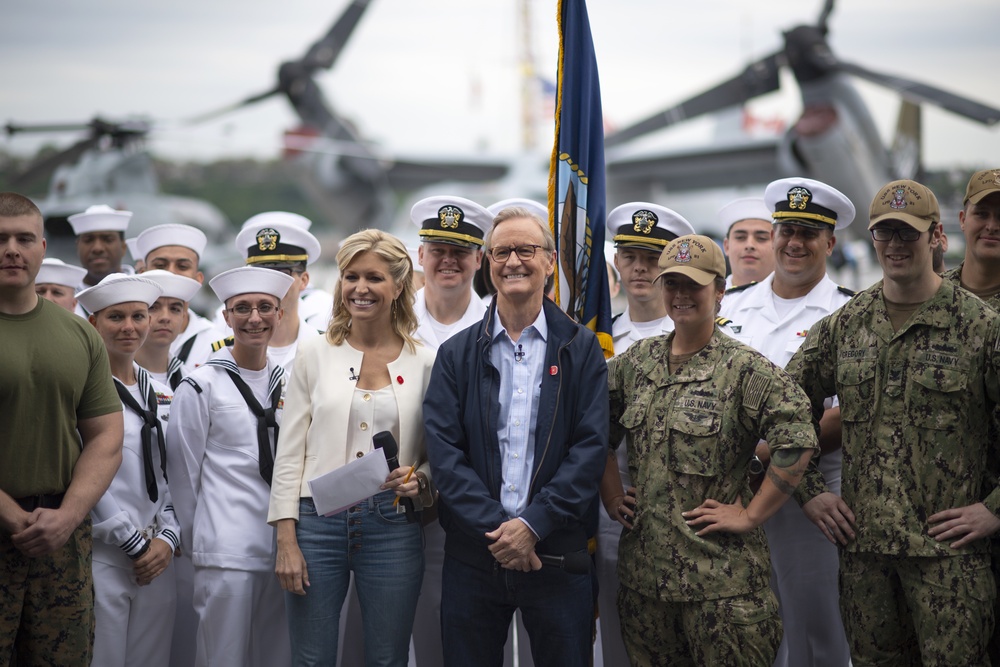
[193,567,290,667]
[766,449,850,667]
[92,559,177,667]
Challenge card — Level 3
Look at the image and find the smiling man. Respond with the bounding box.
[787,179,1000,666]
[719,177,855,667]
[943,169,1000,308]
[720,197,775,289]
[425,205,608,667]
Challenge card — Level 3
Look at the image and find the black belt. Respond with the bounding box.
[15,493,64,512]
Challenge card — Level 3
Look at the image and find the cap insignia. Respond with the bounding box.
[993,171,1000,186]
[438,205,464,230]
[675,241,692,263]
[632,209,658,235]
[889,186,907,210]
[256,228,279,252]
[787,187,811,211]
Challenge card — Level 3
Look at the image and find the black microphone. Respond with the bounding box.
[538,551,590,575]
[349,367,359,381]
[513,344,524,362]
[372,431,417,523]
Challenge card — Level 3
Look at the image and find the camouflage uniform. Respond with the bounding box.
[787,279,1000,666]
[0,519,95,667]
[608,329,817,667]
[943,264,1000,665]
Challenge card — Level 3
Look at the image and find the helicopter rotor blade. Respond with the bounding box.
[300,0,373,71]
[837,59,1000,126]
[605,52,783,147]
[185,86,283,125]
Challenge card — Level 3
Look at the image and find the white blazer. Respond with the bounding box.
[268,335,436,523]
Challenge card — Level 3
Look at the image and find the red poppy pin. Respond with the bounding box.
[396,375,404,385]
[549,366,558,376]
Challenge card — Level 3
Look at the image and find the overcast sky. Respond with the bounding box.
[3,0,999,170]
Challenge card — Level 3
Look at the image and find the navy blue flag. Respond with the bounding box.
[548,0,613,357]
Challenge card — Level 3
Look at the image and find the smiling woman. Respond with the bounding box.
[606,234,818,665]
[268,229,436,666]
[74,273,185,667]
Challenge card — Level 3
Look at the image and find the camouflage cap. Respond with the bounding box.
[964,169,1000,206]
[868,179,940,232]
[656,234,726,286]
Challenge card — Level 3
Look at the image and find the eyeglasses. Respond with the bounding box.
[228,303,277,316]
[488,244,545,262]
[871,227,922,242]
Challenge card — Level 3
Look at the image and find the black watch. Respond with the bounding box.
[748,455,765,476]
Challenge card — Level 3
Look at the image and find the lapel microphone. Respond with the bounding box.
[513,344,524,362]
[349,367,359,381]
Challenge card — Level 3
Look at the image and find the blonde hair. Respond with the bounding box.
[326,229,419,351]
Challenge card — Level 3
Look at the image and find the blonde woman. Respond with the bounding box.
[269,229,435,666]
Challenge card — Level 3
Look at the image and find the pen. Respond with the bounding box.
[393,464,417,507]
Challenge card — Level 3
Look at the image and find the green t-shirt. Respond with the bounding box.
[0,298,121,498]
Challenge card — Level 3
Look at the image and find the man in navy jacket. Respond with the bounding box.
[425,205,608,667]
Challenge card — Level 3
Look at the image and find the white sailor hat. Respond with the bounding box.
[606,202,695,252]
[410,196,491,248]
[37,258,87,288]
[209,266,295,304]
[718,198,772,233]
[136,224,208,261]
[235,218,321,267]
[139,269,202,302]
[76,273,162,313]
[241,211,313,232]
[125,238,140,262]
[486,198,549,223]
[67,204,132,236]
[765,178,855,231]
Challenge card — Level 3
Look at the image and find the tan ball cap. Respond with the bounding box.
[964,169,1000,206]
[868,179,940,232]
[656,234,727,286]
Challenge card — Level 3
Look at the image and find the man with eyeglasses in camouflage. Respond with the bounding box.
[787,179,1000,666]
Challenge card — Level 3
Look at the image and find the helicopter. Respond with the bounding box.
[601,0,1000,239]
[5,118,235,270]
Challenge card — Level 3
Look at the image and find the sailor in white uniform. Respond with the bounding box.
[135,223,220,375]
[597,202,695,667]
[35,258,86,314]
[719,177,856,667]
[135,270,203,391]
[68,204,134,318]
[77,273,180,667]
[207,216,324,378]
[167,267,295,667]
[718,197,774,290]
[406,195,492,667]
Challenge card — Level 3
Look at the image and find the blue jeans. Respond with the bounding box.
[440,553,594,667]
[285,493,424,667]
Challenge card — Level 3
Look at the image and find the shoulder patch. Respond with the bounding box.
[210,336,235,352]
[725,281,757,295]
[179,377,202,394]
[837,285,856,297]
[714,316,732,326]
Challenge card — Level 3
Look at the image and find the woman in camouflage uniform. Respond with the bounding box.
[606,234,818,667]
